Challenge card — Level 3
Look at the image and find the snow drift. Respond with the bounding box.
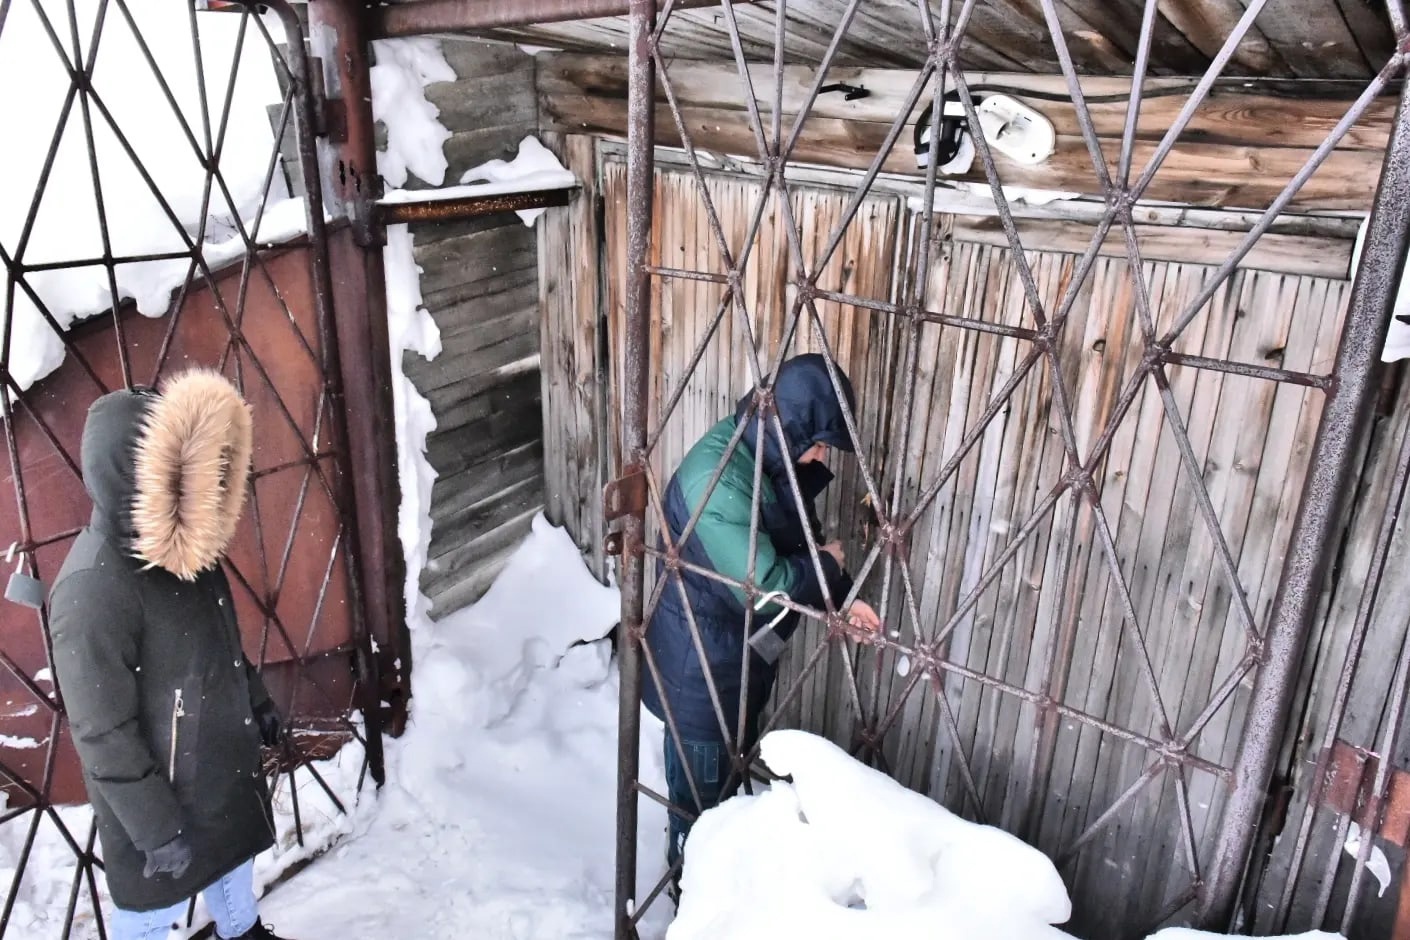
[261,514,672,939]
[670,729,1347,940]
[669,729,1074,940]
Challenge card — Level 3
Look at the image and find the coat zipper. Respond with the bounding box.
[168,688,185,782]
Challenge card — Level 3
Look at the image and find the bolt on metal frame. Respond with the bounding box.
[606,1,1410,937]
[0,2,383,936]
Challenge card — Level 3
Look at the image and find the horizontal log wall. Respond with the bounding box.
[388,39,546,618]
[539,55,1392,211]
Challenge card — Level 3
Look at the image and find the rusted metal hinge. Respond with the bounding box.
[1316,738,1410,847]
[307,61,348,143]
[603,464,648,557]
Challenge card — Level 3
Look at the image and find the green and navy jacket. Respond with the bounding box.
[642,355,856,742]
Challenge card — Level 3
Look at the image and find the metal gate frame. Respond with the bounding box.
[0,2,387,935]
[599,2,1410,937]
[358,0,1410,934]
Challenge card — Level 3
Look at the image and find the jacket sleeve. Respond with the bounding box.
[48,570,184,851]
[697,488,846,622]
[245,660,273,714]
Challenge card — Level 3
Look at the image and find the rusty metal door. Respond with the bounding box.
[0,3,383,936]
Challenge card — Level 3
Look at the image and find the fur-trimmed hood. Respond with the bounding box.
[81,370,253,580]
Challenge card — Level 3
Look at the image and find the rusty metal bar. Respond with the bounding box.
[1391,0,1409,39]
[1160,351,1332,389]
[1160,60,1401,348]
[263,0,386,786]
[374,187,577,225]
[643,264,731,284]
[308,0,413,737]
[372,0,745,38]
[615,0,655,934]
[1198,77,1410,931]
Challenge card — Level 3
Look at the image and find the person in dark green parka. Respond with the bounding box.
[49,370,293,940]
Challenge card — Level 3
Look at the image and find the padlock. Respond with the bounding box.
[4,544,45,610]
[747,591,793,666]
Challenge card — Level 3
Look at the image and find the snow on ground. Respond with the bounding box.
[670,729,1345,940]
[261,514,671,939]
[0,731,368,939]
[670,729,1074,940]
[0,0,304,392]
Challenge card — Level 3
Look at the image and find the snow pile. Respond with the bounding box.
[0,0,304,392]
[672,730,1349,940]
[0,739,371,939]
[261,514,671,938]
[670,729,1075,940]
[369,38,456,188]
[459,136,577,226]
[383,223,443,634]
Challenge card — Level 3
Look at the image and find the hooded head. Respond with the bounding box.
[734,354,857,477]
[81,369,254,581]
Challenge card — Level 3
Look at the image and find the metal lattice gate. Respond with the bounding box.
[0,2,383,936]
[606,1,1410,938]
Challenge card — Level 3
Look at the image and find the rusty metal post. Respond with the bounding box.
[615,0,655,936]
[259,0,388,784]
[304,0,412,739]
[1198,77,1410,930]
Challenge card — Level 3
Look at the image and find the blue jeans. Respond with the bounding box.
[110,858,258,940]
[664,725,758,872]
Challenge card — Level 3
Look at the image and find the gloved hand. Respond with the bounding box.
[142,833,193,880]
[253,700,284,748]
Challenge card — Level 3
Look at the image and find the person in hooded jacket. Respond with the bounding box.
[641,354,881,878]
[48,369,294,940]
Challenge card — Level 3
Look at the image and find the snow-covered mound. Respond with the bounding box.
[670,729,1075,940]
[671,731,1347,940]
[262,514,671,939]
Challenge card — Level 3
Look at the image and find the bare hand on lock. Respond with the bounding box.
[844,600,882,638]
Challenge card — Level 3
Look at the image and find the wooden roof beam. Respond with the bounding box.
[371,0,753,39]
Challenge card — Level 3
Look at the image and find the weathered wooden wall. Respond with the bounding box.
[1249,370,1410,937]
[383,39,546,618]
[538,132,610,579]
[536,133,1397,933]
[539,55,1393,211]
[387,40,541,191]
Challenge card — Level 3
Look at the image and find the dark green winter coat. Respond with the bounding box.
[49,374,274,911]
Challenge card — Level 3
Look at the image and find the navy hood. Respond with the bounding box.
[734,354,856,477]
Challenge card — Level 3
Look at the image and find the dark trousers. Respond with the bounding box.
[663,717,760,872]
